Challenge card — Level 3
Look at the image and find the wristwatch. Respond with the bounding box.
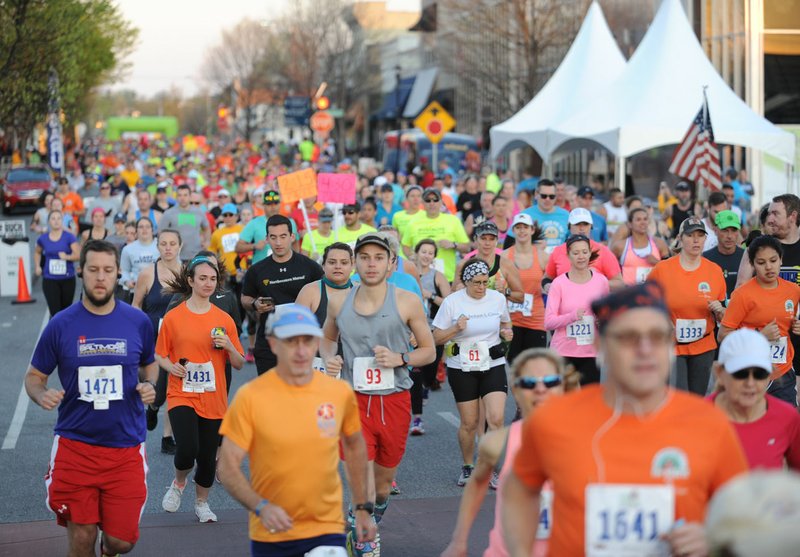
[401,352,410,365]
[504,287,512,298]
[355,502,375,514]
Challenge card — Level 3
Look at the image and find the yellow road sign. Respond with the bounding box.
[414,101,455,144]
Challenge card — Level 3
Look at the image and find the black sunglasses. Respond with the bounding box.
[190,202,201,206]
[221,213,235,217]
[730,367,770,381]
[423,197,440,203]
[539,194,556,200]
[514,375,562,389]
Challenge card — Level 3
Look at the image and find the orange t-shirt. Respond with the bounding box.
[219,370,361,543]
[156,301,243,419]
[513,386,747,557]
[647,256,726,356]
[58,191,84,222]
[721,277,800,378]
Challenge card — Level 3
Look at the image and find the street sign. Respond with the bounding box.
[310,111,335,133]
[0,220,26,239]
[413,101,455,145]
[284,96,311,127]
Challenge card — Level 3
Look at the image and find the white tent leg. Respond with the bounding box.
[615,155,626,191]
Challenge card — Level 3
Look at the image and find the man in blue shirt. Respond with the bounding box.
[575,186,608,243]
[25,240,157,557]
[507,179,569,252]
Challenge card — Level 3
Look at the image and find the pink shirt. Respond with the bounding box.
[545,239,621,280]
[544,271,609,357]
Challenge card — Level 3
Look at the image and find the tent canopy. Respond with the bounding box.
[551,0,796,165]
[489,1,626,162]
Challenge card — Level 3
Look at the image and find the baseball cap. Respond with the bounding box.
[512,213,533,228]
[354,233,391,254]
[265,303,323,339]
[221,203,238,215]
[422,188,441,201]
[343,201,361,212]
[264,190,281,204]
[319,208,334,222]
[678,216,707,236]
[718,328,772,374]
[568,207,593,225]
[577,186,594,197]
[113,212,126,223]
[156,169,167,177]
[474,221,499,238]
[156,182,168,192]
[715,210,740,230]
[217,189,231,198]
[675,181,691,191]
[374,176,388,187]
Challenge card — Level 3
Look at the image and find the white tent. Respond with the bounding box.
[551,0,796,166]
[489,1,626,162]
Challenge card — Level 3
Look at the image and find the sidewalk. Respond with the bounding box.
[0,496,496,556]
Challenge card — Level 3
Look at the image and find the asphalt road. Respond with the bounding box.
[0,211,514,556]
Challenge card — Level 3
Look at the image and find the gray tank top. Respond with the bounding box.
[337,283,412,393]
[419,268,436,325]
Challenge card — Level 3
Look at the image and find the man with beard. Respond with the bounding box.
[24,240,158,557]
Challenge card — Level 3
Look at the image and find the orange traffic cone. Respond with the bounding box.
[12,257,35,304]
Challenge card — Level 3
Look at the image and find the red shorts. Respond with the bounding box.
[341,391,411,468]
[45,436,148,544]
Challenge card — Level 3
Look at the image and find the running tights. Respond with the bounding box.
[410,345,444,414]
[168,406,221,488]
[42,277,75,317]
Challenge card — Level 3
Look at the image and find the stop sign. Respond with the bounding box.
[310,111,335,133]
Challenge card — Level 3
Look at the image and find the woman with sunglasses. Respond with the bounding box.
[441,349,579,557]
[718,235,800,406]
[544,235,609,384]
[710,329,800,470]
[433,258,513,487]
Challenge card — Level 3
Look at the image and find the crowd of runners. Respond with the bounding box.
[20,136,800,557]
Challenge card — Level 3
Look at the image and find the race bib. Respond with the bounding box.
[78,365,123,410]
[537,489,553,540]
[458,341,491,372]
[182,361,216,393]
[567,316,595,346]
[635,267,653,284]
[508,293,533,317]
[353,357,394,392]
[221,232,239,253]
[771,336,788,365]
[49,258,67,276]
[675,319,706,343]
[433,258,445,274]
[586,484,674,557]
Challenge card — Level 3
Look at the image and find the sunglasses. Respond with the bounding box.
[424,198,440,203]
[221,213,235,217]
[514,375,562,389]
[539,194,557,200]
[190,202,201,206]
[730,367,770,381]
[606,328,673,347]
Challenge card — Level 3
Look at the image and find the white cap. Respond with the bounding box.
[374,176,388,187]
[156,169,167,177]
[512,213,533,228]
[718,328,772,373]
[568,207,593,225]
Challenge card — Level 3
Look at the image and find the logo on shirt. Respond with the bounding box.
[262,279,270,286]
[785,300,794,315]
[77,338,127,357]
[697,282,710,294]
[279,267,287,273]
[316,403,337,438]
[650,447,690,480]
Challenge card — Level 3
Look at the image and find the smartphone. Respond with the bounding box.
[258,297,274,305]
[179,358,189,366]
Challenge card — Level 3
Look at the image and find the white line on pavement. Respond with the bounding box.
[3,310,49,450]
[437,411,461,428]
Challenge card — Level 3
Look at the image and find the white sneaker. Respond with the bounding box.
[195,500,217,523]
[162,480,184,513]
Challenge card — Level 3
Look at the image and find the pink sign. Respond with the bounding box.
[317,173,357,204]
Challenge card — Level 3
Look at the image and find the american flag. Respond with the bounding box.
[668,94,722,191]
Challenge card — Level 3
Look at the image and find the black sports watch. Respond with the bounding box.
[401,352,410,365]
[355,502,374,514]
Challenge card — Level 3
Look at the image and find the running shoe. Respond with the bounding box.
[146,404,158,431]
[161,436,176,455]
[195,500,218,523]
[346,529,380,557]
[489,471,500,491]
[457,465,474,487]
[162,480,184,512]
[245,349,255,364]
[390,480,400,495]
[410,417,425,436]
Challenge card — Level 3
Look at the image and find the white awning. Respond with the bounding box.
[403,67,438,118]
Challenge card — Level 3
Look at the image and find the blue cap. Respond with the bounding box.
[221,203,238,215]
[265,304,323,339]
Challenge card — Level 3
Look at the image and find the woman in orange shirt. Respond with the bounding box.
[719,235,800,406]
[155,255,245,523]
[648,217,726,395]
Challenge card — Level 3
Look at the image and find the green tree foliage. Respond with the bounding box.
[0,0,137,143]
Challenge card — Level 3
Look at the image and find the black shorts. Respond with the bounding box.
[447,364,508,403]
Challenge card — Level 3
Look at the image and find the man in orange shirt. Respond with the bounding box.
[56,176,85,228]
[502,283,748,557]
[219,304,376,556]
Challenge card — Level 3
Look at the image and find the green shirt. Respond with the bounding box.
[392,209,422,241]
[401,212,469,282]
[334,223,377,249]
[301,229,337,261]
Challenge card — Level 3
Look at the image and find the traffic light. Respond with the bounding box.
[217,106,228,119]
[315,96,330,111]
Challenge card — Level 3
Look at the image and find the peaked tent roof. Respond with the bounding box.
[551,0,796,164]
[489,1,626,162]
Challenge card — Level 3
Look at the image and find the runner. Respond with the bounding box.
[155,255,245,522]
[441,348,580,557]
[433,258,513,487]
[574,186,608,243]
[544,234,610,384]
[501,282,748,557]
[300,207,337,262]
[710,329,800,470]
[80,208,109,247]
[611,208,670,285]
[218,304,376,556]
[702,210,744,301]
[599,188,626,236]
[648,217,726,395]
[506,180,569,253]
[209,203,244,282]
[453,222,524,302]
[159,184,211,261]
[391,185,423,241]
[241,215,323,375]
[34,209,80,316]
[321,233,435,556]
[719,235,800,406]
[665,182,700,238]
[236,190,299,264]
[119,217,159,302]
[335,201,378,249]
[25,239,157,557]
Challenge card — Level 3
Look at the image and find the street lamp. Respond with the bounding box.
[394,64,402,175]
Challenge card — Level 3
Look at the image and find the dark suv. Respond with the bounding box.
[1,166,53,214]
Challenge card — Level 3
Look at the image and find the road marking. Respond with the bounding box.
[437,411,461,428]
[3,310,49,450]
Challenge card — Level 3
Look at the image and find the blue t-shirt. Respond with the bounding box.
[591,211,608,243]
[31,302,156,448]
[508,205,570,250]
[375,203,402,228]
[37,232,77,280]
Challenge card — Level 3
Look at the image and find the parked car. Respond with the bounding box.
[1,166,53,214]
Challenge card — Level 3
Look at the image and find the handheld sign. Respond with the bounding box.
[277,168,318,204]
[317,173,357,205]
